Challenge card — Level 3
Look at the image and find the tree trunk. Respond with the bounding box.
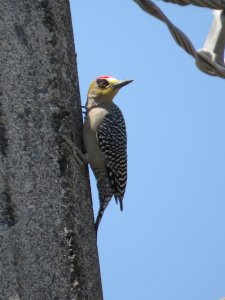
[0,1,103,299]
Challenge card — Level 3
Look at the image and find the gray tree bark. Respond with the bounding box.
[0,1,103,299]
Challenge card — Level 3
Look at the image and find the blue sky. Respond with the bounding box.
[70,1,225,299]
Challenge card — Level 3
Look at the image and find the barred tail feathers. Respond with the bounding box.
[97,177,113,206]
[95,177,113,232]
[95,196,111,233]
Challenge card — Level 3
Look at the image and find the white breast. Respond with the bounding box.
[83,107,109,177]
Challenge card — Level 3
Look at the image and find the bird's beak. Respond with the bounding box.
[112,79,133,90]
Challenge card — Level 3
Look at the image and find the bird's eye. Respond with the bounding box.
[97,79,109,89]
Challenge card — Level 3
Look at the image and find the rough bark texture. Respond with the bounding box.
[0,1,103,299]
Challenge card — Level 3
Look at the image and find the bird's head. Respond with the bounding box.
[86,75,133,109]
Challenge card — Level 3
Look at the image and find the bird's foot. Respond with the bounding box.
[61,135,88,166]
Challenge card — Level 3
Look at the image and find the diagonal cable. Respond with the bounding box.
[163,0,225,10]
[133,0,225,79]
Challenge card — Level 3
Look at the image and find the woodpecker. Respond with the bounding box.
[83,75,133,232]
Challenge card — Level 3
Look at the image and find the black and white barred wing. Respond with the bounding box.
[96,105,127,210]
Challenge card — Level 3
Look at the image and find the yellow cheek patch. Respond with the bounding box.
[99,87,117,97]
[99,77,119,96]
[88,77,119,98]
